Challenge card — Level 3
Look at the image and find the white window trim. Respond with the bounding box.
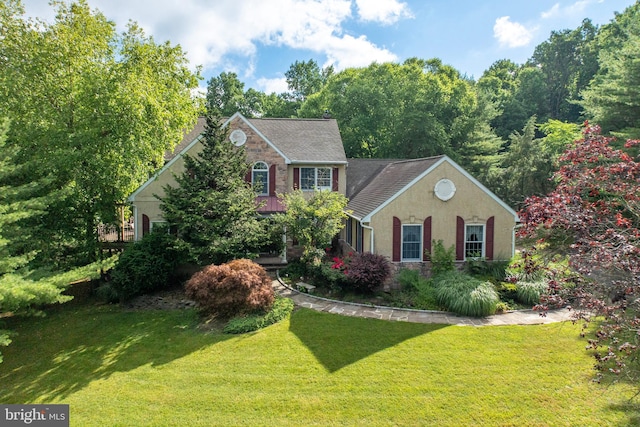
[252,161,269,196]
[464,224,485,260]
[300,167,332,191]
[401,224,422,262]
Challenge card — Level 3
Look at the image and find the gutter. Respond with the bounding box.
[361,222,374,253]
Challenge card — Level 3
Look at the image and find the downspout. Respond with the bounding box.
[133,205,139,241]
[361,222,374,253]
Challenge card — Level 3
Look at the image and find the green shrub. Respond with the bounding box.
[396,269,438,309]
[95,282,119,303]
[431,240,456,277]
[496,282,518,302]
[185,259,274,318]
[279,258,308,282]
[433,271,499,317]
[344,252,391,293]
[308,262,350,291]
[464,258,510,283]
[516,281,548,306]
[110,228,187,302]
[223,297,294,334]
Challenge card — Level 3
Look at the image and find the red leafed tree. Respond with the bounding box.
[518,122,640,389]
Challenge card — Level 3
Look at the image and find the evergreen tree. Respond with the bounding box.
[159,115,265,265]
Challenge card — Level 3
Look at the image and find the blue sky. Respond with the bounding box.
[24,0,637,93]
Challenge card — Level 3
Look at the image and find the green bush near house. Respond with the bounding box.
[430,240,456,277]
[395,269,439,310]
[185,259,274,318]
[516,281,548,306]
[433,270,499,317]
[110,227,188,302]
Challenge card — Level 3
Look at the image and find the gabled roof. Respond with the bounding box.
[347,155,519,223]
[248,117,346,164]
[129,112,346,202]
[165,113,347,165]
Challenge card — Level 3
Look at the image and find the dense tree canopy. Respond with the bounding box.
[0,0,201,266]
[298,58,500,174]
[581,3,640,141]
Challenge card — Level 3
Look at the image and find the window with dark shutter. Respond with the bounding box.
[456,216,464,260]
[269,164,277,196]
[293,167,300,190]
[332,168,339,191]
[392,217,401,262]
[423,216,432,261]
[486,216,495,260]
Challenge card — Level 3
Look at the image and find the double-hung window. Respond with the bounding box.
[252,162,268,195]
[402,224,422,261]
[465,224,484,259]
[300,167,332,190]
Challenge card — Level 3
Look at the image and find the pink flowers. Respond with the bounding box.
[331,257,344,269]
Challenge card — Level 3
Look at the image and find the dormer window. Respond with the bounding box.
[252,162,269,195]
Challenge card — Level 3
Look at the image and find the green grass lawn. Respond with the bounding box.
[1,303,638,426]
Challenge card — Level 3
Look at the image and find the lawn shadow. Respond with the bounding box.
[0,304,228,403]
[288,308,447,373]
[608,399,640,426]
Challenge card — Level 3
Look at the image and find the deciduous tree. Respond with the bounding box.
[275,190,348,265]
[0,0,201,266]
[519,123,640,388]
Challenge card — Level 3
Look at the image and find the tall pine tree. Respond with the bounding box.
[159,115,265,265]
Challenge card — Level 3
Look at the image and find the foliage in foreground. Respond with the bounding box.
[160,114,265,265]
[344,252,391,293]
[519,123,640,387]
[110,228,187,302]
[185,259,274,318]
[223,297,294,334]
[0,255,118,362]
[275,189,348,264]
[0,0,200,266]
[394,268,438,310]
[432,270,499,317]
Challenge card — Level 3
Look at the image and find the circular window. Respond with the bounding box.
[229,129,247,146]
[434,179,456,201]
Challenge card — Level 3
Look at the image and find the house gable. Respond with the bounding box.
[347,156,518,223]
[346,156,519,262]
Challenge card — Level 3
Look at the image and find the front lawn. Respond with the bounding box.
[1,304,638,426]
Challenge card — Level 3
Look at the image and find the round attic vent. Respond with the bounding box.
[229,129,247,146]
[434,178,456,201]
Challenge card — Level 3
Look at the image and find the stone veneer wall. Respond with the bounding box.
[231,119,289,194]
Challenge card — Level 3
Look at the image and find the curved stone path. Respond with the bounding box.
[273,280,573,327]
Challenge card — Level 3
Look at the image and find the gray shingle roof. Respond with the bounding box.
[164,116,346,164]
[347,156,445,220]
[248,117,346,163]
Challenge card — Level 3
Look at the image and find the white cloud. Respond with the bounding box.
[23,0,401,82]
[493,16,535,48]
[541,3,561,19]
[257,77,289,95]
[355,0,413,25]
[541,0,602,19]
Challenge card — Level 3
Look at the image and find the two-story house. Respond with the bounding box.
[127,112,347,239]
[127,112,518,265]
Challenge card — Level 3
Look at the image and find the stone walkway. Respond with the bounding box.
[273,280,574,326]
